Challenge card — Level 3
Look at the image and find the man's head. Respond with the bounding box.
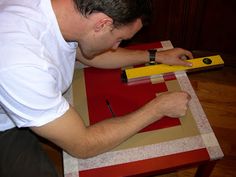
[52,0,152,59]
[73,0,152,27]
[73,0,152,58]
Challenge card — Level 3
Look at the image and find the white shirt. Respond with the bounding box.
[0,0,77,131]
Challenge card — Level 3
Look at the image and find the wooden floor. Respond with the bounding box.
[43,63,236,177]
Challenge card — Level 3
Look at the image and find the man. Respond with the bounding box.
[0,0,193,176]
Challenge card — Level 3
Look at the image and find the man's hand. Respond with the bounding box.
[144,91,191,121]
[156,91,191,118]
[156,48,193,67]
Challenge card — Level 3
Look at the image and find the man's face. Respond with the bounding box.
[78,19,143,59]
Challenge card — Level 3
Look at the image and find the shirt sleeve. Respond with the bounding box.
[0,66,69,127]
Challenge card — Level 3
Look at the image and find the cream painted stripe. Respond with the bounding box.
[176,72,224,160]
[63,153,79,174]
[175,71,212,134]
[201,132,219,147]
[160,40,174,50]
[201,133,224,160]
[75,135,205,172]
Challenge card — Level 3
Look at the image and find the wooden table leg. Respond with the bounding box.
[195,161,217,177]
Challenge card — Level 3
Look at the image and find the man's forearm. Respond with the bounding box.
[76,47,194,69]
[75,99,162,158]
[76,47,149,69]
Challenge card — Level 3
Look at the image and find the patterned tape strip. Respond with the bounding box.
[176,71,224,160]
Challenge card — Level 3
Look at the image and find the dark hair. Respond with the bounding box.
[73,0,152,27]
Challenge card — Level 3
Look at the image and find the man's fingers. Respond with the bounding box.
[184,50,194,59]
[180,60,192,67]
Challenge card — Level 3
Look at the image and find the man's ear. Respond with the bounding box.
[94,18,113,32]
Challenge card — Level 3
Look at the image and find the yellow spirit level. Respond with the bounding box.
[121,55,224,83]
